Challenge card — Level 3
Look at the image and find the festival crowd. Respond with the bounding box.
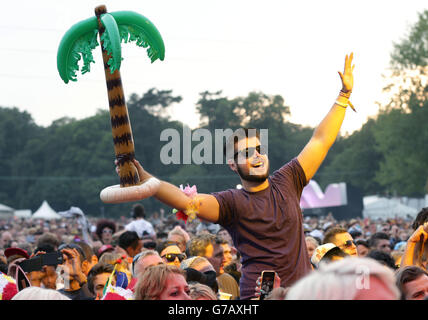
[0,203,427,300]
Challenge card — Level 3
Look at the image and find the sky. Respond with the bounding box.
[0,0,426,135]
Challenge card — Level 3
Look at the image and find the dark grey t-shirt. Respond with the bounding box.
[212,158,311,299]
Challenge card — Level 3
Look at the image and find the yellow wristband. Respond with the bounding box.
[335,100,348,108]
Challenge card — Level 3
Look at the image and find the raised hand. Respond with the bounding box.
[338,52,355,93]
[59,248,86,287]
[408,222,428,243]
[114,158,153,184]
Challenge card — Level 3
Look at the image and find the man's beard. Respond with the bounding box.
[236,163,269,183]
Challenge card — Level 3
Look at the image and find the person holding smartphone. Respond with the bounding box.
[57,245,93,300]
[116,53,356,299]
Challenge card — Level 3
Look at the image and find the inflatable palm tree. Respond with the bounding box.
[57,5,164,203]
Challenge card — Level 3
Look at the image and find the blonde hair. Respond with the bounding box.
[286,257,400,300]
[189,283,217,300]
[12,287,70,300]
[132,250,161,276]
[305,236,319,247]
[134,264,187,300]
[98,252,130,273]
[98,252,131,284]
[168,226,191,243]
[181,256,213,273]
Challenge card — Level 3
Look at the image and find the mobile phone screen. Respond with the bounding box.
[260,271,275,300]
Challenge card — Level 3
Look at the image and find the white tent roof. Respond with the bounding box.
[14,209,32,218]
[0,203,14,213]
[32,200,61,220]
[363,197,418,219]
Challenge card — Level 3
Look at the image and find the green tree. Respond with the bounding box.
[390,10,428,70]
[373,101,428,196]
[196,91,242,130]
[316,119,383,194]
[0,107,42,207]
[372,9,428,196]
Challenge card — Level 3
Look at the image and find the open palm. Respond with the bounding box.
[338,52,355,92]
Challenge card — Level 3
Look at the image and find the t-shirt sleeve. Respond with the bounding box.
[271,158,308,197]
[211,190,237,227]
[124,222,133,232]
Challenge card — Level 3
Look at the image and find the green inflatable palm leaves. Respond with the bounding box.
[57,11,165,83]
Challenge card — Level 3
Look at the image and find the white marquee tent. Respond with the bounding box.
[0,203,14,213]
[0,203,14,218]
[14,209,32,218]
[363,196,418,220]
[32,200,61,220]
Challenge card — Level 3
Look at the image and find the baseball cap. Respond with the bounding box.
[4,248,29,260]
[311,243,341,267]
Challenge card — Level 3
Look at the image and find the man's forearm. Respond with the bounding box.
[154,181,192,211]
[154,180,220,223]
[297,94,350,181]
[311,94,348,148]
[132,161,193,211]
[132,160,219,222]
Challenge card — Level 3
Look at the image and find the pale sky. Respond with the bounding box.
[0,0,426,135]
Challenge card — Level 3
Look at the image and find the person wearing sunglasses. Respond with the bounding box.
[95,219,116,245]
[116,54,356,299]
[156,240,186,268]
[323,226,358,257]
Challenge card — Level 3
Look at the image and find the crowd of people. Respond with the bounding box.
[0,203,427,300]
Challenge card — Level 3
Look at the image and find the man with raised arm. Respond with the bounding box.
[117,53,356,299]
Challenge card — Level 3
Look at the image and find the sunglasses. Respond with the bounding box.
[340,240,355,248]
[162,253,186,263]
[234,145,266,159]
[102,229,113,234]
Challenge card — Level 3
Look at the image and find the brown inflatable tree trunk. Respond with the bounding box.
[95,5,140,187]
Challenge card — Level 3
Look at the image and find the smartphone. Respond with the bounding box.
[260,270,276,300]
[41,251,64,266]
[18,252,64,273]
[19,256,43,273]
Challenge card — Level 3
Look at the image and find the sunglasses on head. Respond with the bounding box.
[162,253,186,263]
[234,145,266,159]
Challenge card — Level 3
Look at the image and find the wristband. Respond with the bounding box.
[335,100,348,108]
[337,91,357,112]
[339,90,352,98]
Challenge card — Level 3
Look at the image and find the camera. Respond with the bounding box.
[18,252,64,273]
